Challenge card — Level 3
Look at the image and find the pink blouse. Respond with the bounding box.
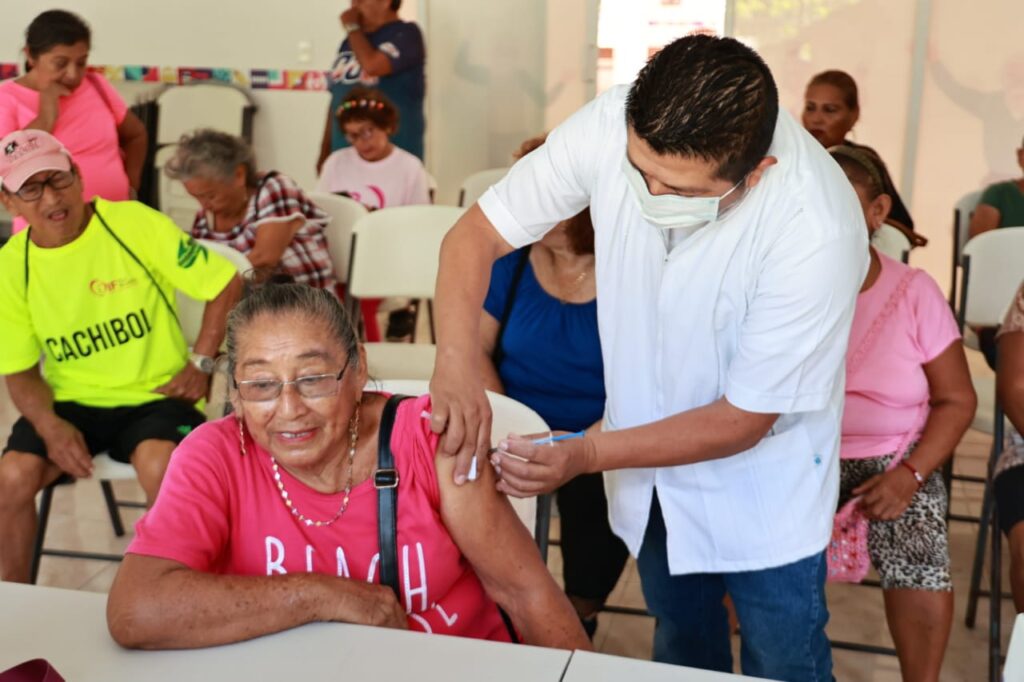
[841,254,961,459]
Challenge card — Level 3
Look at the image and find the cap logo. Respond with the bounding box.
[4,142,16,155]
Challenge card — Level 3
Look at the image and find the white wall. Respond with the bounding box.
[0,1,419,192]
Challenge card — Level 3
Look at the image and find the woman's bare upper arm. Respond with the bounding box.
[434,449,544,597]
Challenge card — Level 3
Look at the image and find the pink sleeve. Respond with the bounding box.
[89,73,128,124]
[392,394,442,506]
[911,270,962,363]
[126,423,232,570]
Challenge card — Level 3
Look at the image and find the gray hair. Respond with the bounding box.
[226,284,360,378]
[164,128,258,186]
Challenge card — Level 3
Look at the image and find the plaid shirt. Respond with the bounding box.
[191,172,337,291]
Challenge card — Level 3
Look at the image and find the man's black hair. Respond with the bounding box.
[626,34,779,183]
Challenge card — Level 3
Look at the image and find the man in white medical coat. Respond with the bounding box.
[428,35,867,680]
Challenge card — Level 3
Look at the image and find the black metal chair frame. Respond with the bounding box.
[29,476,145,584]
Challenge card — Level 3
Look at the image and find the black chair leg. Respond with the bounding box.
[29,485,55,584]
[534,493,552,562]
[100,480,126,537]
[991,499,1002,682]
[968,476,995,628]
[427,299,436,344]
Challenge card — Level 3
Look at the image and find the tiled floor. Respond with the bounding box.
[1,349,1010,680]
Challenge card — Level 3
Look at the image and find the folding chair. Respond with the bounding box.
[29,240,248,583]
[308,192,367,286]
[153,144,201,232]
[950,189,984,309]
[872,223,912,264]
[458,168,509,208]
[345,206,463,377]
[955,229,1024,681]
[155,83,256,146]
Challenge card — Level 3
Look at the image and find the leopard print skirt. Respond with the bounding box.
[838,450,952,591]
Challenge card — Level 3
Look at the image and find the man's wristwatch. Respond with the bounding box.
[190,353,215,375]
[343,22,362,33]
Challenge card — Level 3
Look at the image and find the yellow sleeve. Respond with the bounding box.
[0,240,42,375]
[112,200,237,302]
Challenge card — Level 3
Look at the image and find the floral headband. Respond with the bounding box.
[339,99,385,112]
[828,144,885,193]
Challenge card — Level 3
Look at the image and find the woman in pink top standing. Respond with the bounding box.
[107,283,589,651]
[830,145,976,682]
[0,10,147,232]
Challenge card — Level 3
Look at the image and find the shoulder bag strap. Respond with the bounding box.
[375,394,410,597]
[491,246,531,367]
[93,202,180,325]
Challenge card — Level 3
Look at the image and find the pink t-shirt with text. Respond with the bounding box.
[841,254,961,459]
[316,146,430,209]
[0,74,130,232]
[128,394,511,641]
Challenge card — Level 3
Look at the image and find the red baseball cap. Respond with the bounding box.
[0,130,72,192]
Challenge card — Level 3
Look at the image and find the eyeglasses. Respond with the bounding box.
[344,128,377,144]
[13,170,76,201]
[234,367,348,402]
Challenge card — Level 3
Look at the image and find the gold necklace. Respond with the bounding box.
[238,408,361,527]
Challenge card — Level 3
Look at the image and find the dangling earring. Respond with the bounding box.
[237,416,248,457]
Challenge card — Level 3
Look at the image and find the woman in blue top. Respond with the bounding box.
[479,136,628,638]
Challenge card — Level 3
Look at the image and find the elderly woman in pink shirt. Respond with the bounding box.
[107,283,589,651]
[0,10,146,232]
[830,144,976,682]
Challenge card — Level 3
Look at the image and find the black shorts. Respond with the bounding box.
[996,464,1024,536]
[3,399,205,464]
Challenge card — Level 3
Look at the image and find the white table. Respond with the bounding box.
[562,650,776,682]
[1006,614,1024,681]
[0,583,570,681]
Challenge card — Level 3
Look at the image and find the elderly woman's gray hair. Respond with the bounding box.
[164,128,258,186]
[225,283,360,377]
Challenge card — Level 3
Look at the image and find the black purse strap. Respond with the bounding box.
[491,246,531,368]
[375,394,410,597]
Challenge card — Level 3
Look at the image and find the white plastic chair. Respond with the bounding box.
[951,189,985,308]
[365,343,436,380]
[154,144,201,232]
[346,206,463,373]
[156,83,256,146]
[959,228,1024,673]
[176,240,252,346]
[308,192,367,284]
[872,223,912,263]
[458,168,509,207]
[347,205,463,300]
[370,379,549,544]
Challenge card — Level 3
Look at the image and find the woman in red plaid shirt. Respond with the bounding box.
[167,129,338,292]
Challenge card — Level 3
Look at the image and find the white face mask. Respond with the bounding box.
[622,157,744,230]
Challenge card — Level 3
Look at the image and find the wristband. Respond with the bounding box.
[899,460,925,488]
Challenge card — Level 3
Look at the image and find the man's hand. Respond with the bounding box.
[340,7,363,28]
[37,417,92,478]
[853,467,919,521]
[429,353,492,485]
[491,433,596,498]
[153,364,210,403]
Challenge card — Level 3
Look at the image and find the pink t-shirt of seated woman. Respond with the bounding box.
[127,394,511,641]
[0,74,130,232]
[841,254,961,459]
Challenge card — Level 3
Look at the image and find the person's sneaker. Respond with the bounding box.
[385,307,417,341]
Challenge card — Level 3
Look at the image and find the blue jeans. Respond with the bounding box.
[637,495,833,681]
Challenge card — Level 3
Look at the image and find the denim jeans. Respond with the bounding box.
[637,495,834,681]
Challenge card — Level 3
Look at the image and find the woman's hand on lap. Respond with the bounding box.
[853,468,919,521]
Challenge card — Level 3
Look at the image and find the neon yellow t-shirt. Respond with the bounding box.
[0,199,236,407]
